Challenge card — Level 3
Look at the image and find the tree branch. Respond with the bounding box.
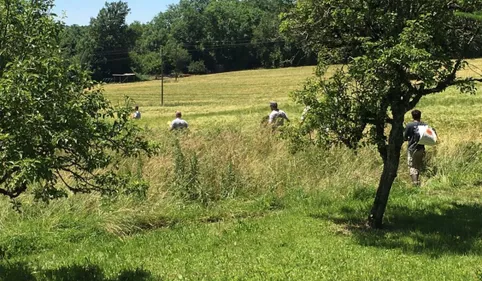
[60,167,109,194]
[0,183,27,199]
[56,171,84,194]
[424,59,461,94]
[407,23,481,111]
[407,59,462,110]
[396,65,417,95]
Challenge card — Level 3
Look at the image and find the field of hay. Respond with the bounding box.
[2,60,482,281]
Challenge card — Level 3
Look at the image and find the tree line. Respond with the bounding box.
[59,0,316,81]
[60,0,482,82]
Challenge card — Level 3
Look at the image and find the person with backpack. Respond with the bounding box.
[404,109,437,186]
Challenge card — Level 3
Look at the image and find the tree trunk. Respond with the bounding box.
[368,108,405,228]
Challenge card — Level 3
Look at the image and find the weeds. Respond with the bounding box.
[220,161,242,199]
[172,138,203,203]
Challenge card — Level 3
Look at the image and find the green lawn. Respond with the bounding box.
[2,61,482,281]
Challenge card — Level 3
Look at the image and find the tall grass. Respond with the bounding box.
[2,63,482,280]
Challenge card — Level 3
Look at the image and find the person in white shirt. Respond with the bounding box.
[132,105,141,119]
[170,111,188,130]
[268,101,289,128]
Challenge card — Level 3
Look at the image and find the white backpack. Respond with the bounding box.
[417,125,437,146]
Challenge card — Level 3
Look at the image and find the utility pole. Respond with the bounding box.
[160,46,164,106]
[175,44,179,82]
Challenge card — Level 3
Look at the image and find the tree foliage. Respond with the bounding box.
[282,0,482,228]
[86,1,134,80]
[188,60,208,74]
[60,0,308,78]
[51,0,482,79]
[164,39,192,80]
[0,0,156,200]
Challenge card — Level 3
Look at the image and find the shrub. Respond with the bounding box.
[188,60,208,75]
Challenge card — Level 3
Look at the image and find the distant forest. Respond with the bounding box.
[59,0,315,81]
[60,0,482,81]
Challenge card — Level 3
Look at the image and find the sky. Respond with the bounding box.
[52,0,179,26]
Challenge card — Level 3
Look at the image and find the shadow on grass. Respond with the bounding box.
[0,263,157,281]
[315,199,482,257]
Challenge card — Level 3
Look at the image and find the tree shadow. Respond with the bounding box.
[0,263,35,281]
[316,201,482,257]
[0,263,158,281]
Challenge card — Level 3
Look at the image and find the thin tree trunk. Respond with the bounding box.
[368,108,405,228]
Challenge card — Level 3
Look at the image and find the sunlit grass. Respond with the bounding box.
[2,60,482,280]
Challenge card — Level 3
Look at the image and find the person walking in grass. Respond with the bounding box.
[404,109,431,186]
[268,101,290,129]
[132,105,141,119]
[170,111,189,130]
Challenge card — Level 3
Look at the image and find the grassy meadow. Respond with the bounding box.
[2,60,482,280]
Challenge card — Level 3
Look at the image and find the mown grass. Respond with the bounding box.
[2,60,482,280]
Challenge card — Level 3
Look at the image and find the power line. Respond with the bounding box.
[60,39,293,66]
[181,38,283,47]
[180,39,288,53]
[183,39,287,48]
[61,38,289,56]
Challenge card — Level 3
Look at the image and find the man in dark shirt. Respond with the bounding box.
[404,109,426,186]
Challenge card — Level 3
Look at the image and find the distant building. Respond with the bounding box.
[112,73,136,83]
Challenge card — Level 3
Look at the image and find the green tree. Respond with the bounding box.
[131,51,163,77]
[248,0,300,68]
[59,24,89,64]
[86,1,133,81]
[0,0,156,200]
[282,0,482,228]
[94,0,308,76]
[164,39,192,80]
[128,21,163,76]
[203,0,258,71]
[188,60,208,74]
[129,9,173,76]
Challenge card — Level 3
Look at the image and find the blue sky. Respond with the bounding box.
[53,0,178,26]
